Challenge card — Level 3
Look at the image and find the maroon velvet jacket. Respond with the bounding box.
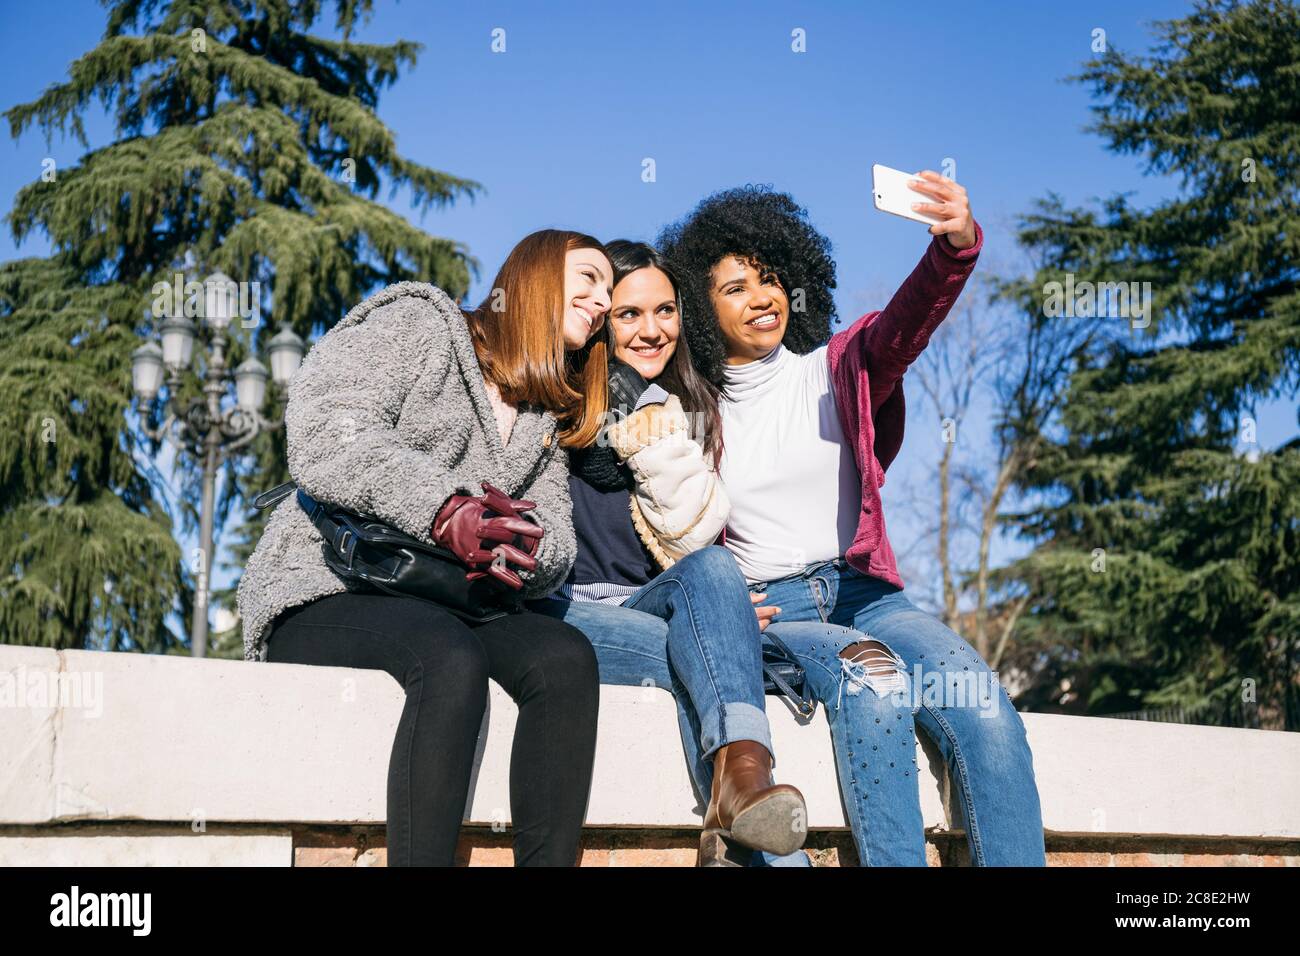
[826,221,984,588]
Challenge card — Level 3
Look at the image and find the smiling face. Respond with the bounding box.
[609,266,679,380]
[561,247,612,350]
[708,255,789,365]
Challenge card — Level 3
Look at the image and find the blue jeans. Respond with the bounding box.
[729,558,1047,866]
[531,545,824,866]
[530,546,773,768]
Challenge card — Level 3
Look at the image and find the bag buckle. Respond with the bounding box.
[333,527,356,567]
[253,481,297,510]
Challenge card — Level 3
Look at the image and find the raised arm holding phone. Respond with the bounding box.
[654,171,1047,866]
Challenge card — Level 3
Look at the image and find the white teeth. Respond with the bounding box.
[748,313,778,329]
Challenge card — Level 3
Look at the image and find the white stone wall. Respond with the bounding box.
[2,645,1298,865]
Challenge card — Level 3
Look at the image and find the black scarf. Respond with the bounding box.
[572,360,656,491]
[571,433,634,491]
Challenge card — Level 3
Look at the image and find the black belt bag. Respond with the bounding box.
[761,631,817,718]
[253,481,522,623]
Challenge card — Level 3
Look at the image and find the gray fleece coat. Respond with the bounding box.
[236,281,576,663]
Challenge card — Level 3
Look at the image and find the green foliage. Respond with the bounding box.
[1,0,477,651]
[999,0,1300,728]
[0,261,184,650]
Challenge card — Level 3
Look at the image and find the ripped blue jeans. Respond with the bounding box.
[686,558,1047,866]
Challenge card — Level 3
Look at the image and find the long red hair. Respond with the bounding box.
[465,230,609,448]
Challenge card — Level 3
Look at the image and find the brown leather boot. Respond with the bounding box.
[699,740,807,860]
[696,829,753,867]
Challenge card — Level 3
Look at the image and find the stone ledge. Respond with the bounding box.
[3,644,1299,865]
[0,824,292,865]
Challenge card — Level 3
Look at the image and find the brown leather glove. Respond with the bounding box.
[431,482,544,590]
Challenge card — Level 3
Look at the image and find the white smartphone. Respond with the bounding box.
[872,163,941,226]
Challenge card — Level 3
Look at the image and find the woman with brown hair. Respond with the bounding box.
[238,230,612,866]
[531,240,810,866]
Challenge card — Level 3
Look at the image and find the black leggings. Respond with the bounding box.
[266,591,600,866]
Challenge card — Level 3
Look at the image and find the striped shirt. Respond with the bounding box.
[556,580,639,606]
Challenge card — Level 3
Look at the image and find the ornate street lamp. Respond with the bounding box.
[159,313,196,370]
[130,341,165,403]
[267,326,307,387]
[234,357,269,412]
[131,272,305,657]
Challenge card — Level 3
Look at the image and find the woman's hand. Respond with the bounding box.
[909,170,976,250]
[607,360,652,420]
[432,482,544,589]
[751,592,781,632]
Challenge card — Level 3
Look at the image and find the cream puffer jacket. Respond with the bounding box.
[604,394,729,569]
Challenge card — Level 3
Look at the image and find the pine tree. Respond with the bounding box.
[1,0,478,653]
[998,0,1300,729]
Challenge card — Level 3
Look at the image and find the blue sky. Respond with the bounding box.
[2,0,1294,623]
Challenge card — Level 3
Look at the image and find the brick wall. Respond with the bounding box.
[290,825,1300,867]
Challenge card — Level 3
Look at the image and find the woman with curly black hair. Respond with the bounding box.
[657,176,1047,866]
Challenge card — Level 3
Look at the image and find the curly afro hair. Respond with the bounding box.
[656,185,837,386]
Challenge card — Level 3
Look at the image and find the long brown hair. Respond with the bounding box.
[603,239,723,467]
[465,230,609,448]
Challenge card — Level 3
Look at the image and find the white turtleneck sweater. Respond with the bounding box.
[719,343,863,585]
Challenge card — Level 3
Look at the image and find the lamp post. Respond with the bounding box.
[131,271,305,657]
